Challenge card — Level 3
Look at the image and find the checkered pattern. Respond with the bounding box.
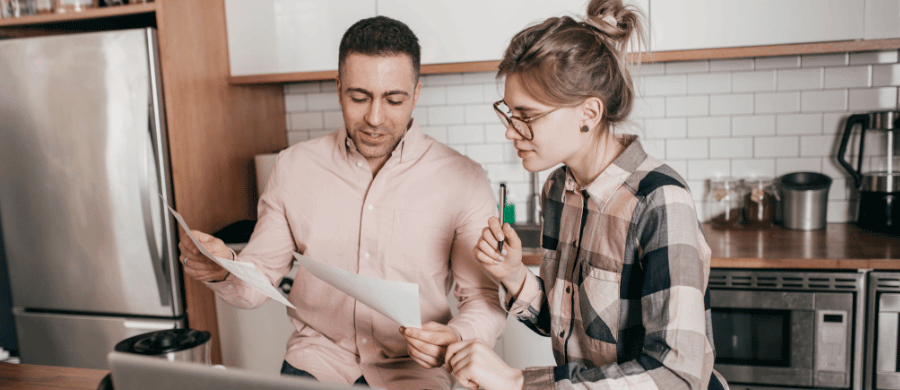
[508,136,727,389]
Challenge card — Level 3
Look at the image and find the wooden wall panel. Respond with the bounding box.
[155,0,287,364]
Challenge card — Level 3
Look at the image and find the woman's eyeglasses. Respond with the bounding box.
[493,100,561,141]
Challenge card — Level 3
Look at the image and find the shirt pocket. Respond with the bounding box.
[578,262,621,366]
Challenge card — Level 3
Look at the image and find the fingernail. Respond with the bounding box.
[501,249,507,256]
[498,256,505,262]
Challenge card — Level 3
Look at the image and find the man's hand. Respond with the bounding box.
[446,339,524,390]
[178,229,231,282]
[400,322,461,368]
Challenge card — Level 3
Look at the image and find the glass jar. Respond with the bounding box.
[706,178,744,229]
[53,0,94,13]
[742,177,778,227]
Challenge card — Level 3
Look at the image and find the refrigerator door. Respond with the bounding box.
[0,29,181,317]
[13,308,183,369]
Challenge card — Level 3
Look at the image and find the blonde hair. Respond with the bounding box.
[497,0,646,133]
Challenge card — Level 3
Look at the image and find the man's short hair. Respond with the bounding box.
[338,16,421,82]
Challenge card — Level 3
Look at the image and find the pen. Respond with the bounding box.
[498,183,506,253]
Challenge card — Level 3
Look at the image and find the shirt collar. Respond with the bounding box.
[338,118,424,166]
[565,134,645,207]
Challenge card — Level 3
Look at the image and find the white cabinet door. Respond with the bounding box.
[225,0,375,76]
[865,0,900,39]
[650,0,865,52]
[377,0,595,65]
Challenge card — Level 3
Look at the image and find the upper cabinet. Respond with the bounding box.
[865,0,900,40]
[649,0,866,52]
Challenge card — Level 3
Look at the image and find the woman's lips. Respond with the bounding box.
[517,149,530,158]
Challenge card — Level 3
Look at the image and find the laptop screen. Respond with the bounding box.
[107,352,372,390]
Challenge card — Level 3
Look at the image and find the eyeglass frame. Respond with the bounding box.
[493,99,562,141]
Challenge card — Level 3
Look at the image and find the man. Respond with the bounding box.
[178,16,506,389]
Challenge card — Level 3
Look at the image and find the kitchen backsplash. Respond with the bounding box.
[283,50,900,224]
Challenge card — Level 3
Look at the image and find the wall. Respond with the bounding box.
[283,50,900,223]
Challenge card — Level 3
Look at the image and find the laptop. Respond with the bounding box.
[107,352,373,390]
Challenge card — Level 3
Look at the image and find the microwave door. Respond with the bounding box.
[877,293,900,389]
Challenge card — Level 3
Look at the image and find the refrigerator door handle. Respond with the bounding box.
[141,130,171,307]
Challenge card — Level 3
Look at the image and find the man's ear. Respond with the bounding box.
[411,80,422,109]
[335,76,342,102]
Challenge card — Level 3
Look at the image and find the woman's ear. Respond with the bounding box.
[580,97,605,130]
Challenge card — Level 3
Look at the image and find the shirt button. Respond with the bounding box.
[566,286,571,293]
[361,338,368,344]
[367,204,374,210]
[560,331,565,337]
[357,161,363,168]
[365,252,370,258]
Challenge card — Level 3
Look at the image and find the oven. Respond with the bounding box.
[709,269,866,390]
[866,272,900,390]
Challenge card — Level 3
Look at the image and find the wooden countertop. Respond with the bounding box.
[0,363,108,390]
[522,223,900,270]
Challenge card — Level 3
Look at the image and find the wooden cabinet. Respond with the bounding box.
[649,0,865,52]
[0,1,289,365]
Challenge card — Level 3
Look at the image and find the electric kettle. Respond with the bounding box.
[837,111,900,235]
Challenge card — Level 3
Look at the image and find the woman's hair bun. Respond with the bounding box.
[583,0,643,51]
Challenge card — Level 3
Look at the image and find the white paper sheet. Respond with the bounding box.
[292,252,421,328]
[161,199,296,309]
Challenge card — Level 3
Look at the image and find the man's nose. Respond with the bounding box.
[365,100,385,127]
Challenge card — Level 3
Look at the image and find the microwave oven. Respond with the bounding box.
[866,271,900,390]
[709,269,866,390]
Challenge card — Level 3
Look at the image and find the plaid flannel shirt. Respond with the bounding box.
[509,136,727,389]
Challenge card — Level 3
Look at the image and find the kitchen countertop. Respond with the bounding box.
[522,223,900,270]
[0,363,108,390]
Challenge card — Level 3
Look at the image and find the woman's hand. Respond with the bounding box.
[446,339,524,390]
[474,217,529,297]
[178,229,230,282]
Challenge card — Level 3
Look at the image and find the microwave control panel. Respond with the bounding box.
[816,310,849,373]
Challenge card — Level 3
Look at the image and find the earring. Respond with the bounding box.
[580,125,590,133]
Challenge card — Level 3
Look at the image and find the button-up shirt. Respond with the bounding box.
[208,121,506,389]
[510,136,726,389]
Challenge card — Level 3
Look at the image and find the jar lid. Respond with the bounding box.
[114,328,211,355]
[744,177,774,188]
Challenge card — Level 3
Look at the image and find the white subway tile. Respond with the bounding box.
[732,70,777,92]
[663,159,688,178]
[709,58,754,72]
[686,180,706,202]
[484,163,528,185]
[823,159,854,182]
[484,123,509,143]
[417,86,447,106]
[632,62,666,76]
[423,73,464,86]
[323,111,344,129]
[710,137,753,159]
[284,94,307,112]
[688,116,731,138]
[429,106,466,125]
[666,96,709,116]
[688,73,730,95]
[447,124,486,144]
[733,115,776,136]
[823,113,847,134]
[447,85,485,105]
[642,74,687,96]
[287,130,309,146]
[285,81,323,94]
[801,90,847,112]
[462,71,498,84]
[640,138,667,159]
[827,200,854,223]
[412,107,429,126]
[777,68,823,91]
[688,159,731,181]
[710,94,754,115]
[850,50,899,65]
[775,158,822,174]
[800,135,837,157]
[466,144,507,164]
[755,92,800,113]
[483,84,504,102]
[631,96,666,118]
[827,178,850,200]
[666,60,710,74]
[776,113,823,135]
[802,53,848,67]
[667,139,708,159]
[849,87,899,111]
[447,143,467,156]
[290,112,324,130]
[824,66,871,89]
[421,125,448,144]
[307,92,341,111]
[755,55,800,69]
[755,136,799,157]
[465,104,497,124]
[644,118,687,138]
[873,64,900,86]
[731,158,776,178]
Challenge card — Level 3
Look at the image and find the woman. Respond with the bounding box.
[444,0,728,389]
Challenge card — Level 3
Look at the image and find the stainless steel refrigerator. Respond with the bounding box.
[0,28,184,369]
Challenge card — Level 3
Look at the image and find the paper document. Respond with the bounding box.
[161,198,296,309]
[292,252,421,328]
